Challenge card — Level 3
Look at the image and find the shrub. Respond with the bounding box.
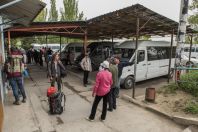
[184,100,198,114]
[179,71,198,97]
[161,83,178,94]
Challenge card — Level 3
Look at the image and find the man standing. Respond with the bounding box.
[108,57,118,111]
[5,47,26,105]
[80,53,92,87]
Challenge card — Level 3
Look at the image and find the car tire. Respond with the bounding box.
[124,76,134,89]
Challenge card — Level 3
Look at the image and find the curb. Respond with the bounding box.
[122,94,198,127]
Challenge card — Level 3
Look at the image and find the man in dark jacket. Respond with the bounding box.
[108,57,118,111]
[115,56,133,98]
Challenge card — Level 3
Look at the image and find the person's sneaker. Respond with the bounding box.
[107,108,113,112]
[85,117,94,122]
[22,98,26,103]
[13,101,20,105]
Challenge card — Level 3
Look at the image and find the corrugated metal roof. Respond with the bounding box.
[4,3,196,39]
[87,4,195,39]
[0,0,46,26]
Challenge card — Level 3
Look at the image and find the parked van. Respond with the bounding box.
[74,41,117,70]
[60,42,83,65]
[31,43,63,52]
[114,40,176,89]
[182,44,198,59]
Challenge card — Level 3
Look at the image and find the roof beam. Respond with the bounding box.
[0,0,23,10]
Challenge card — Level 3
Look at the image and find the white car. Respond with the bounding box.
[180,54,198,66]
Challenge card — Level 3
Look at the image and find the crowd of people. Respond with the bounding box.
[4,45,126,122]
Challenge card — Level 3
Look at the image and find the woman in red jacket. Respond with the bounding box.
[87,60,112,122]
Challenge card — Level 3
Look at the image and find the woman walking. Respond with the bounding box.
[87,61,112,122]
[48,53,66,91]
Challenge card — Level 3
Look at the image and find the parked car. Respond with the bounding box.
[113,40,176,89]
[182,44,198,59]
[180,54,198,66]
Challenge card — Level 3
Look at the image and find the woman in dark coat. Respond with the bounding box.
[48,53,66,91]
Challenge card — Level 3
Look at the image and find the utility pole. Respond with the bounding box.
[176,0,189,64]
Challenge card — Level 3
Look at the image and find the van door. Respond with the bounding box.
[136,50,147,81]
[146,46,159,79]
[91,45,103,70]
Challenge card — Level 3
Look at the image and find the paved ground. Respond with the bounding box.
[68,66,169,97]
[3,64,185,132]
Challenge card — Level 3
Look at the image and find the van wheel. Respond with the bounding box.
[124,76,134,89]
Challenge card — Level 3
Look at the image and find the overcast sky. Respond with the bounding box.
[43,0,192,22]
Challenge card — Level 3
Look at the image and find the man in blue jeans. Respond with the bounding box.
[5,47,26,105]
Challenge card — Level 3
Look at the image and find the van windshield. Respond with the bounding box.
[114,48,135,62]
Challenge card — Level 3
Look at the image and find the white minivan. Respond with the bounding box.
[114,40,176,89]
[182,44,198,59]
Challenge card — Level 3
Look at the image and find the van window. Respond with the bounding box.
[68,47,74,52]
[147,47,158,61]
[137,50,145,62]
[75,47,83,52]
[196,48,198,52]
[147,47,176,61]
[184,47,195,52]
[157,47,168,59]
[122,49,134,58]
[92,46,103,56]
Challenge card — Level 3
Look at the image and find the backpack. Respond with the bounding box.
[48,91,66,114]
[7,52,24,77]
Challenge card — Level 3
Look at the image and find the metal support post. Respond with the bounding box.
[83,30,87,54]
[189,35,193,62]
[168,29,174,83]
[132,17,139,99]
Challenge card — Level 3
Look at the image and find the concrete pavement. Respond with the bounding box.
[3,64,186,132]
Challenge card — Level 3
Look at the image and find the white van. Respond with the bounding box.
[114,40,176,89]
[182,44,198,59]
[60,42,83,64]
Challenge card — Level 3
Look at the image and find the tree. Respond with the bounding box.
[60,0,84,21]
[48,0,58,22]
[188,0,198,43]
[34,8,48,22]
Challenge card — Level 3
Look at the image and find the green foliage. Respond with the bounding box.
[161,83,179,94]
[34,8,48,22]
[48,0,58,21]
[184,100,198,114]
[188,0,198,43]
[60,0,84,21]
[179,71,198,97]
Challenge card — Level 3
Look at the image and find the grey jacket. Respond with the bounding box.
[48,61,65,78]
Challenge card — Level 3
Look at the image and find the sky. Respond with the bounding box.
[43,0,188,22]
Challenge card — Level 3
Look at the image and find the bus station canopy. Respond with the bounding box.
[0,0,46,26]
[4,4,196,39]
